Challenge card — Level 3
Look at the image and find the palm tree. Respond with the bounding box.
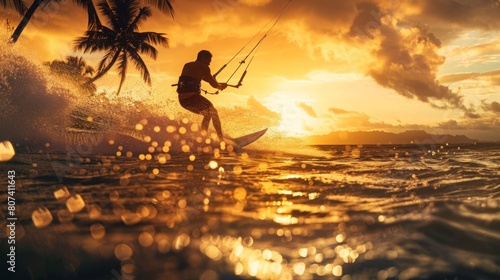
[5,0,173,44]
[45,56,97,94]
[74,0,168,95]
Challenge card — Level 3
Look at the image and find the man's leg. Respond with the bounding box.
[209,107,223,139]
[180,95,223,138]
[201,110,211,132]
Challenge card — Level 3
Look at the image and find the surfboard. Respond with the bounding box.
[230,128,268,148]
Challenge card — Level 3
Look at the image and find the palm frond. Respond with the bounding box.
[2,0,28,15]
[97,0,121,32]
[136,32,168,47]
[127,50,151,85]
[74,27,118,53]
[144,0,174,18]
[116,52,128,95]
[128,6,152,32]
[124,0,142,28]
[74,0,102,30]
[131,41,157,59]
[96,49,120,74]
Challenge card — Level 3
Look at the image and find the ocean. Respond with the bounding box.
[1,142,499,280]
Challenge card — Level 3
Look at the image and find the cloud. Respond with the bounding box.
[482,101,500,113]
[352,9,465,111]
[247,95,281,119]
[437,115,500,132]
[439,70,500,85]
[436,119,463,130]
[297,102,317,118]
[326,108,395,131]
[412,0,500,30]
[328,107,352,115]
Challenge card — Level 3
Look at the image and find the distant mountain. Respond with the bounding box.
[305,130,477,145]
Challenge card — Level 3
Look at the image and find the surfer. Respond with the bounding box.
[176,50,228,141]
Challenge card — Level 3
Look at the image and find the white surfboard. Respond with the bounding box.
[231,128,267,148]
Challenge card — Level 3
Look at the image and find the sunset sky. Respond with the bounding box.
[2,0,500,141]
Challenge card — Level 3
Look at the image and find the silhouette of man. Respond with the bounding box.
[176,50,228,140]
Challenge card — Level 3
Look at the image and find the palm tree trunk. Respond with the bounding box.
[10,0,45,44]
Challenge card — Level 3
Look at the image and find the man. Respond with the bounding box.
[176,50,228,141]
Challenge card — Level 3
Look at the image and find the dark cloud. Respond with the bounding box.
[415,0,500,30]
[369,24,464,109]
[340,1,469,111]
[437,119,463,129]
[348,2,383,39]
[464,110,482,119]
[482,101,500,113]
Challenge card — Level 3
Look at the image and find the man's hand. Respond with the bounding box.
[218,83,228,90]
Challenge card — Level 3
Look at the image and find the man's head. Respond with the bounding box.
[197,50,212,65]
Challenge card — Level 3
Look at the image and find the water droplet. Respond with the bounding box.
[233,165,243,175]
[66,195,85,213]
[234,187,247,201]
[114,244,133,261]
[54,186,70,200]
[166,125,176,133]
[90,223,106,240]
[209,160,218,169]
[173,233,190,251]
[332,265,342,276]
[293,262,306,275]
[87,204,102,219]
[32,207,53,228]
[138,232,154,247]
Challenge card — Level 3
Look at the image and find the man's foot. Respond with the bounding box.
[220,137,237,147]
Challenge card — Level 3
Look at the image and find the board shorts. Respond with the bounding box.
[179,94,213,114]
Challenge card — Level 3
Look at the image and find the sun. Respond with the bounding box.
[277,111,310,136]
[265,97,310,137]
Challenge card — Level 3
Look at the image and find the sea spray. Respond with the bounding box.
[0,33,75,150]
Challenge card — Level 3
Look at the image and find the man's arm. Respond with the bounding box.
[203,66,227,90]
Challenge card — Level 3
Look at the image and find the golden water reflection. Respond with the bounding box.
[16,117,426,280]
